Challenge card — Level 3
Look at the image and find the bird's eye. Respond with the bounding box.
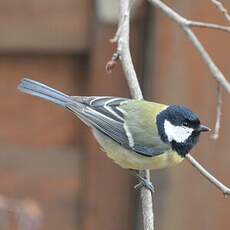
[183,122,189,127]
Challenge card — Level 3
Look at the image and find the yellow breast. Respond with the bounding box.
[93,130,184,170]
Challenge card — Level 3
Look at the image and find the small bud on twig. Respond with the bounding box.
[105,52,121,74]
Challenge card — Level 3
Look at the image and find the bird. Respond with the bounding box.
[18,78,210,191]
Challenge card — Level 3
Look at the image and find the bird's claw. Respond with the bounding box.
[134,175,155,193]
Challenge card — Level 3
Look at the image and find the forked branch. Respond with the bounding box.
[148,0,230,94]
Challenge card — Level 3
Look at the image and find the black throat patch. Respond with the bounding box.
[171,133,200,157]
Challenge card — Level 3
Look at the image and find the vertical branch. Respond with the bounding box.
[117,0,154,229]
[211,83,223,139]
[118,0,143,99]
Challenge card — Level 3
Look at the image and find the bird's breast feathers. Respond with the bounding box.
[93,129,184,170]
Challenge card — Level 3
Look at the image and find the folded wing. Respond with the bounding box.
[67,96,169,157]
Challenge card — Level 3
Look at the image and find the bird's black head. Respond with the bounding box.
[156,105,210,157]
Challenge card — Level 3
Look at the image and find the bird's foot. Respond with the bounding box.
[133,173,155,193]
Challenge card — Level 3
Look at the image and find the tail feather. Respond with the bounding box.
[18,78,71,107]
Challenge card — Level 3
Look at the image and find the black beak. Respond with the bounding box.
[197,124,211,132]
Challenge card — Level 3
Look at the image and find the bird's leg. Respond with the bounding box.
[129,170,155,193]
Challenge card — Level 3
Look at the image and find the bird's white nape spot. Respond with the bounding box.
[124,122,134,148]
[164,119,194,143]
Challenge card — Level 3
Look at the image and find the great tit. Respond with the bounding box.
[18,78,210,189]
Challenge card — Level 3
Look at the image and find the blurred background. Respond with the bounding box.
[0,0,229,229]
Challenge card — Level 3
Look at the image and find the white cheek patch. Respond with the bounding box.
[164,119,194,143]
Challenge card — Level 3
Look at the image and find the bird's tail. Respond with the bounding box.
[17,78,72,107]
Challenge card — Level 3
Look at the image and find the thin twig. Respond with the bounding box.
[105,52,120,73]
[110,0,136,43]
[186,154,230,196]
[110,12,128,43]
[148,0,230,94]
[211,0,230,23]
[117,1,154,230]
[188,21,230,33]
[211,83,223,139]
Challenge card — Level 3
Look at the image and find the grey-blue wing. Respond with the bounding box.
[133,144,169,157]
[67,96,167,157]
